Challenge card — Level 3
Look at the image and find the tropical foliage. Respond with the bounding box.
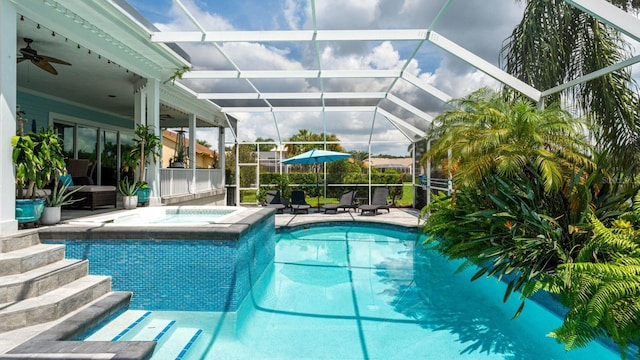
[13,127,66,199]
[129,124,162,184]
[550,197,640,357]
[287,129,346,155]
[422,88,593,192]
[419,89,639,354]
[46,181,84,207]
[118,177,140,196]
[501,0,640,173]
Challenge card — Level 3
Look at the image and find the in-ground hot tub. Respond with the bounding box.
[39,206,277,311]
[66,206,246,226]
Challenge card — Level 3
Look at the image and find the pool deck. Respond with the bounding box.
[55,204,423,228]
[0,207,423,358]
[273,206,424,229]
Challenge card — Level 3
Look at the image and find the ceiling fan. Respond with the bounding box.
[17,38,71,75]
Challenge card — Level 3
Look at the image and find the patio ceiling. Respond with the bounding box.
[13,0,227,129]
[139,0,640,147]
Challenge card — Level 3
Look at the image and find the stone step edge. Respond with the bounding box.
[0,244,66,276]
[0,230,40,254]
[6,292,156,360]
[0,275,111,333]
[0,260,89,303]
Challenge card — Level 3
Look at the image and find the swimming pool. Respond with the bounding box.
[83,223,619,359]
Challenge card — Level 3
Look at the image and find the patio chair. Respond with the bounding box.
[65,158,117,210]
[265,190,286,214]
[360,188,390,215]
[290,190,311,214]
[322,190,357,214]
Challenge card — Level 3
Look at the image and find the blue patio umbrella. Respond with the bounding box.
[281,149,352,165]
[281,149,352,209]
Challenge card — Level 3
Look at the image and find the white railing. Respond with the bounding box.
[159,168,224,197]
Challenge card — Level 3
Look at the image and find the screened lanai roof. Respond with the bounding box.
[124,0,640,154]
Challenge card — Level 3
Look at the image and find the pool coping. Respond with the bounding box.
[38,207,275,241]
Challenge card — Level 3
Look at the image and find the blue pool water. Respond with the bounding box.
[85,223,620,359]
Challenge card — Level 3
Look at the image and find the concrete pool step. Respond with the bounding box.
[156,327,204,359]
[0,259,89,303]
[0,243,66,276]
[0,274,111,333]
[127,318,176,342]
[84,309,150,341]
[0,230,40,253]
[86,311,207,359]
[5,292,156,359]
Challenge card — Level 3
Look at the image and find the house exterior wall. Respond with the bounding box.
[162,134,215,169]
[18,91,132,131]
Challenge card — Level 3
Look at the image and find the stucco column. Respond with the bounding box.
[134,85,146,127]
[218,127,225,186]
[146,78,161,205]
[188,113,196,192]
[0,0,18,235]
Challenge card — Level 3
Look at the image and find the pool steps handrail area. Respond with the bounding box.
[0,229,155,359]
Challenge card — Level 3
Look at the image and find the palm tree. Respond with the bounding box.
[501,0,640,172]
[287,130,345,154]
[349,150,369,165]
[287,129,319,155]
[196,139,211,148]
[423,88,593,193]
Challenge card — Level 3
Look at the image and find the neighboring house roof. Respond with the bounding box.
[163,130,215,156]
[363,157,413,169]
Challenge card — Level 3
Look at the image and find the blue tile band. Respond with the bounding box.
[111,311,151,341]
[175,329,203,360]
[153,320,176,342]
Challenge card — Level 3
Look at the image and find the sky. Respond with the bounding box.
[127,0,527,156]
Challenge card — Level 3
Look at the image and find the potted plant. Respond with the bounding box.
[41,180,85,225]
[118,177,140,210]
[129,124,161,204]
[12,114,66,224]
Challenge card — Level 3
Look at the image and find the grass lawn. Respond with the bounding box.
[239,183,416,207]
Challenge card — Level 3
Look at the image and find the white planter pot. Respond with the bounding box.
[41,206,61,225]
[123,195,138,210]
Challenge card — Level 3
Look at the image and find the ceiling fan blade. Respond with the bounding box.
[40,55,71,66]
[17,57,28,63]
[31,59,58,75]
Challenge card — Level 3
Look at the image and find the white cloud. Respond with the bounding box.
[138,0,525,155]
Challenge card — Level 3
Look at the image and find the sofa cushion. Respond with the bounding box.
[69,185,116,193]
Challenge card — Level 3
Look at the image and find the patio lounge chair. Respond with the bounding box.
[265,190,286,214]
[322,190,357,214]
[360,188,390,215]
[290,190,311,214]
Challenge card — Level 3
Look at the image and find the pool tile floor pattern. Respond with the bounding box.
[0,207,422,358]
